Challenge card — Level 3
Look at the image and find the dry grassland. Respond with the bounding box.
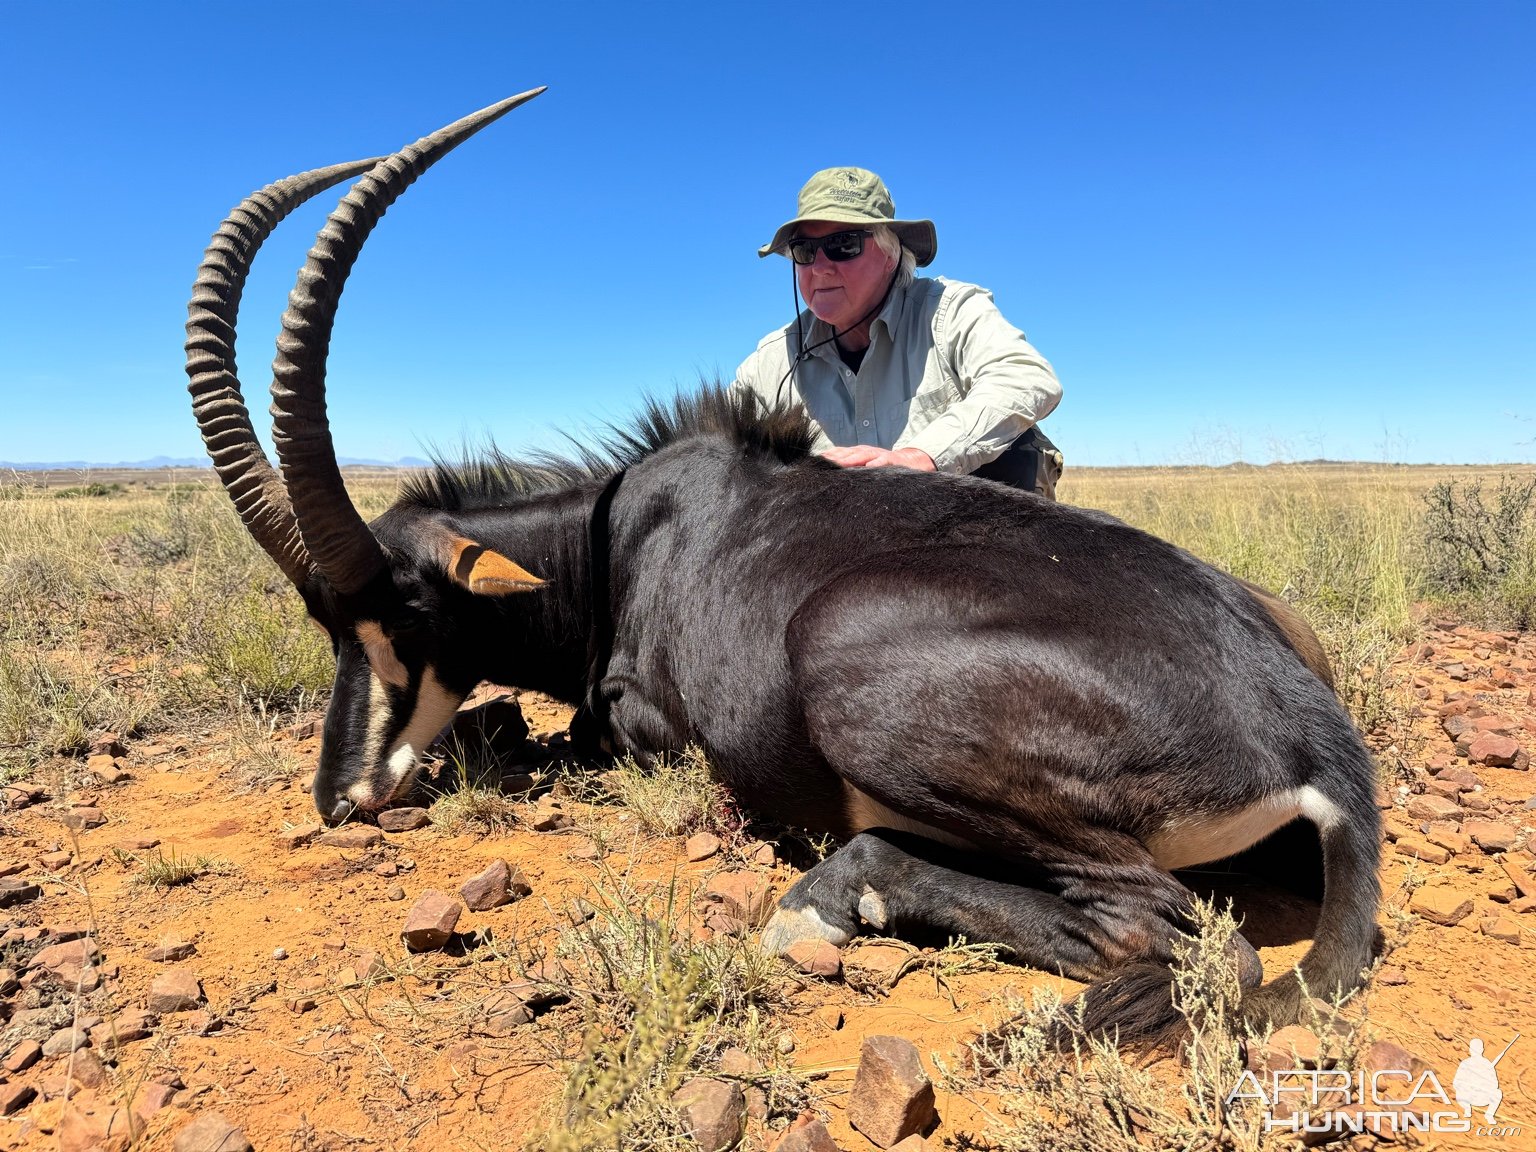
[1,459,1534,1149]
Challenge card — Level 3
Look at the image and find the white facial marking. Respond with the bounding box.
[360,674,392,773]
[356,621,408,689]
[347,666,462,808]
[1146,786,1340,871]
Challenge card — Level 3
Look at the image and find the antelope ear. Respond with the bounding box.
[443,535,545,596]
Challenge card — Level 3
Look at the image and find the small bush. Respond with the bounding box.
[936,900,1374,1152]
[225,693,305,792]
[1421,474,1536,628]
[53,483,122,499]
[179,586,333,708]
[0,642,164,774]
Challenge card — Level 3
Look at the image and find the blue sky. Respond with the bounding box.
[2,2,1531,467]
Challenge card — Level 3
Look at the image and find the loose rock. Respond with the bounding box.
[279,825,319,850]
[377,807,430,832]
[0,1082,36,1117]
[89,734,127,758]
[42,1026,91,1058]
[314,824,383,849]
[1468,733,1522,768]
[1409,887,1474,926]
[147,939,197,962]
[89,1010,157,1051]
[173,1110,253,1152]
[1405,795,1462,823]
[844,943,912,987]
[402,890,461,951]
[786,940,843,979]
[1393,836,1450,865]
[530,802,570,832]
[0,878,42,907]
[1249,1025,1325,1071]
[703,872,774,926]
[60,806,107,831]
[3,1040,43,1073]
[131,1082,177,1125]
[1500,854,1536,893]
[66,1048,109,1090]
[773,1113,840,1152]
[1481,915,1522,945]
[847,1035,936,1148]
[1360,1039,1429,1079]
[32,935,102,975]
[460,859,532,910]
[58,1090,139,1152]
[147,968,205,1013]
[1464,819,1517,853]
[685,832,722,861]
[672,1077,745,1152]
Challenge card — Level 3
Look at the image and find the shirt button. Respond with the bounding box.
[862,419,871,427]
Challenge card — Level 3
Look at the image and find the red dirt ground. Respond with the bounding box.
[1,620,1533,1150]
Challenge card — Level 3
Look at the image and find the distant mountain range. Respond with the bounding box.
[1,455,433,470]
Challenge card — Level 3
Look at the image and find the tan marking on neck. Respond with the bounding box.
[843,784,975,850]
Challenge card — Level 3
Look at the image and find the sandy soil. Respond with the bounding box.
[1,622,1533,1151]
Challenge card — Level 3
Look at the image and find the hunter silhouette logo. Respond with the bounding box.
[1228,1033,1522,1139]
[1455,1035,1517,1123]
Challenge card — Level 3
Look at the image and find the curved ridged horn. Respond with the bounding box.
[270,87,547,595]
[185,158,384,587]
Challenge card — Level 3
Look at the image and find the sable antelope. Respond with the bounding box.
[184,91,1379,1042]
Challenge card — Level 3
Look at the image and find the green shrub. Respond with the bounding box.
[1420,474,1536,628]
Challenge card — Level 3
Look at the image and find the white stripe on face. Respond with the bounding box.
[356,621,409,688]
[347,665,463,809]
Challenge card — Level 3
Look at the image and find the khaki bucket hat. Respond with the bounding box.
[759,167,937,267]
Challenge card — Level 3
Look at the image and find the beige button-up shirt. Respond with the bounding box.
[731,276,1061,475]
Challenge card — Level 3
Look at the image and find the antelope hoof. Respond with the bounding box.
[761,906,854,957]
[857,887,889,929]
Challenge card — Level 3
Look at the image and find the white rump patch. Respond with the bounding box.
[1146,786,1339,871]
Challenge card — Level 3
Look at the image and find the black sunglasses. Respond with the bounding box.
[787,229,873,265]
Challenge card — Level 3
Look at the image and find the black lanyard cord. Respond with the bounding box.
[773,264,900,408]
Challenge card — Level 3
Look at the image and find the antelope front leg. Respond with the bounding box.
[761,829,1263,990]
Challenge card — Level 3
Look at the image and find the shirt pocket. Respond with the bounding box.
[905,384,958,430]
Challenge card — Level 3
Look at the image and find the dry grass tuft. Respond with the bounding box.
[132,847,234,889]
[426,740,530,835]
[598,745,742,841]
[936,900,1377,1152]
[534,870,803,1150]
[225,691,307,792]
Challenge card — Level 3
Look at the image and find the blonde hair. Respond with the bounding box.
[871,225,918,285]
